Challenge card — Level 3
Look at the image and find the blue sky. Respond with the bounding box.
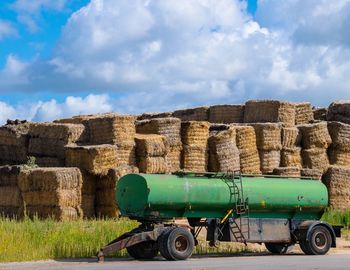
[0,0,349,123]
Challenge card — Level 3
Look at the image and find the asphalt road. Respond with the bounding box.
[0,252,349,270]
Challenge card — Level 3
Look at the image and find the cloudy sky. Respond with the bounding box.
[0,0,349,123]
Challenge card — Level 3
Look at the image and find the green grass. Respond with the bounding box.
[322,209,350,228]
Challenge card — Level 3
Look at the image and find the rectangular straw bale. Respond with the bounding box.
[0,165,22,186]
[181,121,209,147]
[208,104,244,124]
[136,117,181,146]
[81,171,97,218]
[328,148,350,167]
[28,137,66,158]
[21,190,80,207]
[294,102,314,125]
[116,142,136,166]
[301,148,329,173]
[273,167,301,177]
[25,206,80,221]
[280,147,302,168]
[327,121,350,151]
[0,187,22,207]
[173,106,209,121]
[259,150,281,174]
[65,145,118,176]
[95,206,119,219]
[322,166,350,210]
[282,127,301,148]
[182,145,208,172]
[299,122,332,149]
[35,157,64,167]
[327,100,350,124]
[300,168,323,180]
[135,134,169,157]
[166,145,182,172]
[138,156,167,173]
[137,112,173,121]
[251,123,282,151]
[244,100,295,126]
[208,129,240,172]
[239,149,261,174]
[87,114,136,144]
[313,107,327,121]
[54,114,98,124]
[234,126,257,151]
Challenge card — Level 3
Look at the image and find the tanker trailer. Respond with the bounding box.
[97,172,342,261]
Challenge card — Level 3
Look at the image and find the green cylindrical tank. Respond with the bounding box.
[116,173,328,220]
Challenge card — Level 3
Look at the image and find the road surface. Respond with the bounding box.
[0,252,349,270]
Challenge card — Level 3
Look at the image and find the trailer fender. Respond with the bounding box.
[298,220,336,248]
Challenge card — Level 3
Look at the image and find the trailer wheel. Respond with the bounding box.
[126,241,158,260]
[265,243,294,254]
[158,227,174,260]
[159,227,194,261]
[300,226,332,255]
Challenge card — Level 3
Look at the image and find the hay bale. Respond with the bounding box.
[138,156,167,173]
[251,123,282,151]
[244,100,295,126]
[259,150,281,174]
[166,145,182,173]
[54,114,98,124]
[87,114,136,144]
[273,167,301,177]
[299,122,332,149]
[137,112,173,121]
[282,127,301,148]
[209,124,230,136]
[116,142,136,166]
[322,166,350,210]
[327,121,350,151]
[135,134,169,157]
[328,148,350,167]
[173,106,209,121]
[81,171,97,218]
[136,117,181,146]
[35,157,64,167]
[327,100,350,124]
[19,168,82,220]
[181,121,209,147]
[302,148,329,173]
[28,138,66,159]
[182,145,208,172]
[280,148,302,168]
[300,168,323,180]
[239,149,261,174]
[294,102,314,125]
[234,126,257,151]
[65,145,118,176]
[208,104,244,124]
[313,107,327,121]
[208,129,240,172]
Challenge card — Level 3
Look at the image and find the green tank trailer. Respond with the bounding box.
[98,172,342,261]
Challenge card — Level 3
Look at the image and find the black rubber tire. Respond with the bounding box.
[158,227,174,260]
[160,227,195,261]
[126,241,159,260]
[299,226,332,255]
[265,243,294,254]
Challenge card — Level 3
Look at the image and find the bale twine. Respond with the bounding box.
[259,150,281,174]
[280,147,302,168]
[327,121,350,151]
[208,104,244,124]
[322,166,350,210]
[244,100,295,126]
[327,100,350,124]
[299,122,332,149]
[135,134,169,157]
[294,102,314,125]
[300,168,323,180]
[87,114,136,145]
[251,123,282,151]
[181,121,209,147]
[65,144,118,176]
[137,112,173,121]
[313,107,327,121]
[282,127,301,148]
[182,145,208,172]
[301,148,329,173]
[208,129,240,172]
[328,148,350,167]
[136,117,181,146]
[273,167,301,177]
[173,106,209,121]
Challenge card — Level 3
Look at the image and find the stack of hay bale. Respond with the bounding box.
[135,134,168,173]
[0,166,23,218]
[327,122,350,167]
[280,126,302,169]
[208,105,244,124]
[313,107,327,121]
[299,122,332,173]
[252,123,282,174]
[208,128,240,172]
[181,121,209,172]
[173,106,209,121]
[244,100,295,126]
[294,102,314,125]
[80,171,97,218]
[136,118,182,172]
[0,122,31,165]
[28,123,86,167]
[137,112,173,120]
[19,168,82,220]
[233,126,261,174]
[327,100,350,124]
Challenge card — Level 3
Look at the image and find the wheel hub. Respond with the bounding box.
[314,232,327,249]
[175,235,188,252]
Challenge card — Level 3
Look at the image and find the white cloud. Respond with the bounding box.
[0,20,18,40]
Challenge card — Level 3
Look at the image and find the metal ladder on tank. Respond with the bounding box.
[222,171,250,245]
